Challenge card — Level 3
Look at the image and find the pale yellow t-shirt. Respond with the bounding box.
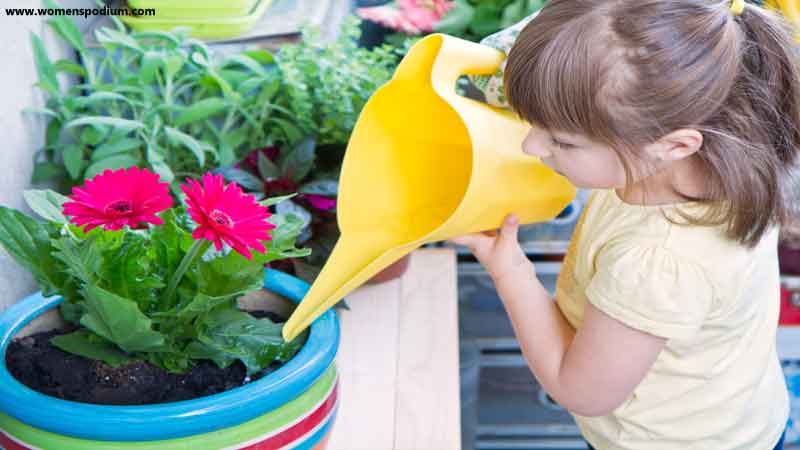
[556,188,789,450]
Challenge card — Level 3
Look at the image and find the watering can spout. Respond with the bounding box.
[281,234,413,342]
[282,33,576,342]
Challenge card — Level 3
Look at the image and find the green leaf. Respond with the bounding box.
[59,298,86,325]
[193,307,305,374]
[220,129,248,154]
[222,54,268,77]
[145,143,175,184]
[260,193,297,208]
[80,284,166,353]
[0,207,65,295]
[260,212,311,262]
[65,116,145,132]
[218,142,236,167]
[257,77,281,104]
[51,235,102,284]
[280,137,316,183]
[53,59,87,77]
[46,118,62,148]
[241,49,275,65]
[196,255,263,299]
[44,0,87,53]
[184,340,235,369]
[92,138,142,162]
[95,27,143,53]
[149,209,187,285]
[79,125,108,147]
[174,98,227,127]
[217,69,250,86]
[32,162,65,184]
[144,351,192,374]
[62,144,85,179]
[272,118,303,143]
[131,30,182,48]
[30,33,58,96]
[22,189,70,224]
[468,2,504,37]
[51,331,133,368]
[176,293,231,322]
[299,179,338,197]
[22,107,58,118]
[83,91,133,107]
[84,154,140,179]
[100,233,164,308]
[257,152,280,180]
[164,126,209,167]
[213,167,264,192]
[139,50,162,84]
[501,0,528,27]
[163,53,185,80]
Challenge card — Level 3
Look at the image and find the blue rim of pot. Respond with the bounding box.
[0,268,339,442]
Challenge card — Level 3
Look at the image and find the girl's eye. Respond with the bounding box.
[550,137,575,150]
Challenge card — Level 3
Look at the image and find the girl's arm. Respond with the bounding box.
[494,261,666,417]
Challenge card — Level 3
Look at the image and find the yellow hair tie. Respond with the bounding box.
[730,0,745,16]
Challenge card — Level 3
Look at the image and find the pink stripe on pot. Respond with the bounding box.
[239,382,339,449]
[0,429,37,450]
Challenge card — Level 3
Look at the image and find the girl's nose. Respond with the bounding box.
[522,130,552,158]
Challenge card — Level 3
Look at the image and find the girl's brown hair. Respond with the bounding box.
[504,0,800,248]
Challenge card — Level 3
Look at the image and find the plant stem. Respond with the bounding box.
[163,239,211,309]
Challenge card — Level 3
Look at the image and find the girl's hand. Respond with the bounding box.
[448,214,533,283]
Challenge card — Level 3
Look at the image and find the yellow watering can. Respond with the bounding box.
[765,0,800,40]
[281,33,576,342]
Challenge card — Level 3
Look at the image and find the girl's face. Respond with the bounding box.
[521,125,629,189]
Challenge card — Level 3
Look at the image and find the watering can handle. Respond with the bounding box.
[396,34,508,98]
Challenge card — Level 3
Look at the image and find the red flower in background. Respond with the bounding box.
[264,177,298,196]
[357,0,454,34]
[180,173,275,260]
[240,145,280,174]
[303,194,337,211]
[63,167,173,232]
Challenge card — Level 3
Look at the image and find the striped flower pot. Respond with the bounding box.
[0,269,339,450]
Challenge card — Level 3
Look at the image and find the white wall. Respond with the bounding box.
[0,0,93,310]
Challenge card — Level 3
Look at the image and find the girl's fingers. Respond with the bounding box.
[448,234,481,248]
[499,214,519,241]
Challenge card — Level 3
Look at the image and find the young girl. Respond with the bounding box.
[450,1,800,448]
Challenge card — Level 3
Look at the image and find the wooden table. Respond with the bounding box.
[326,248,461,450]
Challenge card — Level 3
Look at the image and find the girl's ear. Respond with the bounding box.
[646,128,704,162]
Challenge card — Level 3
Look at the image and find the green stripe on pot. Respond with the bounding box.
[0,364,337,450]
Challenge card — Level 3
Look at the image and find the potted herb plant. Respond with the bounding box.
[0,167,339,448]
[27,2,295,194]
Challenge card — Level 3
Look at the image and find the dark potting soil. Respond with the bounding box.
[4,310,288,406]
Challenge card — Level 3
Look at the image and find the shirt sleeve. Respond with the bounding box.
[584,242,714,340]
[468,11,539,109]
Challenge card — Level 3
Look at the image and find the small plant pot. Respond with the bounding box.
[121,0,274,39]
[0,269,339,449]
[366,254,411,285]
[128,0,259,18]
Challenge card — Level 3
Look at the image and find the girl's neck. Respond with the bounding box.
[615,156,708,206]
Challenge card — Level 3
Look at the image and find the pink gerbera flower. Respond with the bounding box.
[180,173,275,260]
[63,166,173,232]
[357,0,453,34]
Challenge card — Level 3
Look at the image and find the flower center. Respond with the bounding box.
[103,199,133,217]
[210,209,235,229]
